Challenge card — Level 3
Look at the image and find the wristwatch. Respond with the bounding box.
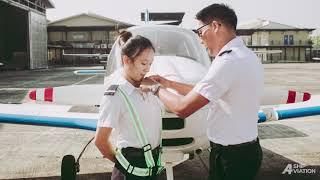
[150,84,162,95]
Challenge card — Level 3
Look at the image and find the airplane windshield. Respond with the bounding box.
[106,26,211,76]
[131,28,206,63]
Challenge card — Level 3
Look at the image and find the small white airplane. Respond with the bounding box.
[253,50,282,54]
[62,49,108,60]
[1,25,320,180]
[312,57,320,61]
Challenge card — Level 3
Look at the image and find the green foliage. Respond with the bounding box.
[312,36,320,48]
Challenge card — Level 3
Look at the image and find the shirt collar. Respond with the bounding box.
[216,36,243,57]
[118,76,139,95]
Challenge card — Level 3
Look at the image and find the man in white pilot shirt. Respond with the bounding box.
[148,3,264,180]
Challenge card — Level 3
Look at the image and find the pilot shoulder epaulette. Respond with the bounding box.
[104,85,119,96]
[218,49,232,57]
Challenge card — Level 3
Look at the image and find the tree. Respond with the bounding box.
[312,36,320,48]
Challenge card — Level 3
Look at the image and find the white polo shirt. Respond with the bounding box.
[97,77,162,149]
[193,37,264,146]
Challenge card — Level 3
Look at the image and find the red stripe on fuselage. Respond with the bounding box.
[44,87,53,102]
[287,90,296,104]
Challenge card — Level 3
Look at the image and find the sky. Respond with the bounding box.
[47,0,319,30]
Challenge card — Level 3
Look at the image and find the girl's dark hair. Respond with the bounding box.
[118,30,155,60]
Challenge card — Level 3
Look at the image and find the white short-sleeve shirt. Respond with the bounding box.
[97,77,162,149]
[193,37,264,145]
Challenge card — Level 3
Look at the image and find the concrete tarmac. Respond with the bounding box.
[0,64,320,180]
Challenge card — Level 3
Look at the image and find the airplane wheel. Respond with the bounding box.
[189,152,195,160]
[61,155,77,180]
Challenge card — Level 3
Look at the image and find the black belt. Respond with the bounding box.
[121,146,161,157]
[210,138,259,149]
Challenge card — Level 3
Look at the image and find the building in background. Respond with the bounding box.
[140,11,185,25]
[238,19,314,63]
[47,13,132,65]
[0,0,54,70]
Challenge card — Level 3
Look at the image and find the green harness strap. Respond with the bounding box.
[115,87,164,176]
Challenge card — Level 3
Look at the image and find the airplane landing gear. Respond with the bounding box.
[61,155,77,180]
[60,137,94,180]
[165,163,174,180]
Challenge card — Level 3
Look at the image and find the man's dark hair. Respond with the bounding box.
[196,3,237,31]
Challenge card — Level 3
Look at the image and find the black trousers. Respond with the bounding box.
[208,138,262,180]
[112,147,160,180]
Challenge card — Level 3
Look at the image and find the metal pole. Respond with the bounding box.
[144,9,149,23]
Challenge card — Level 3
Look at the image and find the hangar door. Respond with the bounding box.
[0,1,29,69]
[29,11,48,69]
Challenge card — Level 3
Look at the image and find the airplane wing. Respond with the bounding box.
[1,93,320,180]
[63,53,101,58]
[27,83,313,107]
[259,95,320,122]
[62,50,108,59]
[1,97,320,131]
[0,103,97,131]
[73,70,106,75]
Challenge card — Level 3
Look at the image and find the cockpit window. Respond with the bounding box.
[134,30,199,61]
[106,26,211,76]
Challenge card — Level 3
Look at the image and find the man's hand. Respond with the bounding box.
[148,75,171,88]
[149,75,194,96]
[141,77,160,93]
[140,84,162,95]
[141,76,158,85]
[140,85,152,93]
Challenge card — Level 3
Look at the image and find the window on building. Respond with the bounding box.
[289,35,294,45]
[258,37,261,45]
[71,32,86,41]
[284,35,289,45]
[108,31,118,48]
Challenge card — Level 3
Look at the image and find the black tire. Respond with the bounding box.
[61,155,77,180]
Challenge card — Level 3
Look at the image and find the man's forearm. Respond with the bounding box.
[157,87,187,117]
[167,80,194,96]
[156,86,209,119]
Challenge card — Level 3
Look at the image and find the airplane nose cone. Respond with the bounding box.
[29,90,36,100]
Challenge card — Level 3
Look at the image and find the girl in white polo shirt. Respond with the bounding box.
[95,31,163,180]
